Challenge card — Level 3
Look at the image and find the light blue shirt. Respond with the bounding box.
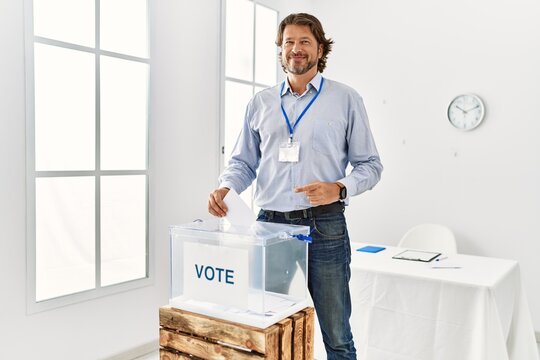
[219,72,383,212]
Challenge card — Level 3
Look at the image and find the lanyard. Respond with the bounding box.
[280,76,324,141]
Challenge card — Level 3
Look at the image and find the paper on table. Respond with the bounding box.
[430,260,462,269]
[430,259,462,269]
[223,188,256,228]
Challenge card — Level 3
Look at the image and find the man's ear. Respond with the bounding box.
[318,43,323,59]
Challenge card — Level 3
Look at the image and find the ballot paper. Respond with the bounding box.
[223,188,256,228]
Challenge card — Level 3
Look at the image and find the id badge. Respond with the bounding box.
[279,140,300,162]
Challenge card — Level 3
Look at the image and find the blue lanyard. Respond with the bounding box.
[280,77,324,141]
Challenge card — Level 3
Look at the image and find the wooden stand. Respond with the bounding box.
[159,306,314,360]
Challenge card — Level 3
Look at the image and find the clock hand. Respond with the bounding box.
[465,104,480,112]
[456,105,468,114]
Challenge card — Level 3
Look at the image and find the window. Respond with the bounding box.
[222,0,278,211]
[25,0,150,310]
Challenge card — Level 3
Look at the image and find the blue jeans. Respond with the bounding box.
[257,210,357,360]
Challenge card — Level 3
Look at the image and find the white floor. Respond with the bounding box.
[132,351,158,360]
[133,342,540,360]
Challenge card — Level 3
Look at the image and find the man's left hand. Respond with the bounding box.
[295,181,341,206]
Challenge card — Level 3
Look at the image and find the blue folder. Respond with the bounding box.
[357,245,386,253]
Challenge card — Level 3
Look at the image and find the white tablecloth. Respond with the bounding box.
[313,242,539,360]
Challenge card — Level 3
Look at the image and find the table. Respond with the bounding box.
[314,242,539,360]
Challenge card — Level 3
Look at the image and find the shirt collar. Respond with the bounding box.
[280,72,323,97]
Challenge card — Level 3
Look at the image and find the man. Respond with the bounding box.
[208,13,382,360]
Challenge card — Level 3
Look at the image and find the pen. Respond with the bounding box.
[435,256,448,262]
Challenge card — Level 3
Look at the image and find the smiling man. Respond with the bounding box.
[208,13,383,359]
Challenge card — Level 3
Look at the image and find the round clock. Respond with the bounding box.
[447,94,485,131]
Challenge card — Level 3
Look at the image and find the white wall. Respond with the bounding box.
[312,0,540,331]
[261,0,313,16]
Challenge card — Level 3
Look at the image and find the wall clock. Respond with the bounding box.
[447,94,485,131]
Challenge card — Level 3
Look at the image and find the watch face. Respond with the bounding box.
[340,186,347,200]
[447,94,485,131]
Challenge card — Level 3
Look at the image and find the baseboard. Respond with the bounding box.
[102,340,159,360]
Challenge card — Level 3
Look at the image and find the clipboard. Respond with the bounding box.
[392,249,441,262]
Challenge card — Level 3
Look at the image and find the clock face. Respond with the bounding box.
[447,94,485,131]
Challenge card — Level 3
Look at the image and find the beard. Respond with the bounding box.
[282,54,318,75]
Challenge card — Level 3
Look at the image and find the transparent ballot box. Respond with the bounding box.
[169,219,310,328]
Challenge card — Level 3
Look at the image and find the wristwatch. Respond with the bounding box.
[337,182,347,200]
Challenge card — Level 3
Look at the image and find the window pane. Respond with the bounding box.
[36,177,95,301]
[255,5,278,85]
[34,43,95,171]
[100,56,148,170]
[33,0,95,47]
[225,0,254,81]
[100,0,148,58]
[101,175,146,286]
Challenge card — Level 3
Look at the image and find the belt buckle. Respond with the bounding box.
[285,211,301,220]
[285,209,310,220]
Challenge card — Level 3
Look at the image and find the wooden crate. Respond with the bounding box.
[159,306,314,360]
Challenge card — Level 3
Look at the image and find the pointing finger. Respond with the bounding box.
[295,182,320,193]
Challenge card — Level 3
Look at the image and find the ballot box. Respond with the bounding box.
[169,219,310,328]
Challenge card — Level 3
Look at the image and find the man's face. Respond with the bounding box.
[281,24,322,76]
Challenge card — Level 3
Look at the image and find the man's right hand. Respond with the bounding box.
[208,187,230,217]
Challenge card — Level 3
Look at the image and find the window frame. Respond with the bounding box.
[24,0,152,313]
[219,0,279,209]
